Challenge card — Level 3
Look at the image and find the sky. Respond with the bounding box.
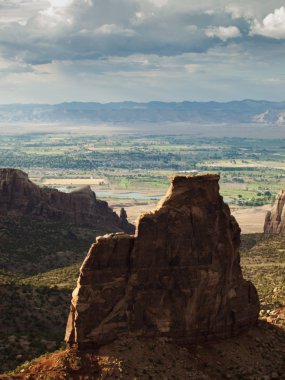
[0,0,285,103]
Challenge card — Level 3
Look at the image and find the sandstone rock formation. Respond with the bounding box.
[65,174,259,348]
[0,168,133,233]
[264,189,285,233]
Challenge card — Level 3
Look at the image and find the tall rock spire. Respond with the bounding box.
[264,189,285,233]
[65,174,259,348]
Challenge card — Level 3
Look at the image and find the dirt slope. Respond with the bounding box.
[1,320,284,380]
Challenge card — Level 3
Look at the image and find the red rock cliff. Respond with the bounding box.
[264,189,285,233]
[65,174,259,347]
[0,168,133,233]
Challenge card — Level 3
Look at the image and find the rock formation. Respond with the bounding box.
[0,168,133,233]
[65,174,259,348]
[264,189,285,233]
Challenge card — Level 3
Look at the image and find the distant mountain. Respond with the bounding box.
[0,100,285,124]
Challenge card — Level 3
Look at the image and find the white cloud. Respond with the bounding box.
[39,0,74,27]
[95,24,136,37]
[205,26,241,41]
[251,6,285,39]
[48,0,73,7]
[184,63,202,73]
[148,0,168,8]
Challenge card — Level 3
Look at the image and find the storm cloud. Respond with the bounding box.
[0,0,284,103]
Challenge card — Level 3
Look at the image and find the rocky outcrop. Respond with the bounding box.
[0,168,133,232]
[264,190,285,233]
[65,174,259,348]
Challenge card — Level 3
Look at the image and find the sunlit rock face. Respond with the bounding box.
[264,190,285,234]
[65,174,259,348]
[0,168,133,233]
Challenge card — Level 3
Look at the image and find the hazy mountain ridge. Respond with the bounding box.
[1,100,285,124]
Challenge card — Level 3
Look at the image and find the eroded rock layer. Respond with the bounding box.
[0,168,133,232]
[264,190,285,233]
[65,174,259,347]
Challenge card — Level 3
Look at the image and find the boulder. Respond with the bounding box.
[65,174,259,348]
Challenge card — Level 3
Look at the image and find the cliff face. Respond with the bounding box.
[65,174,259,348]
[264,190,285,234]
[0,168,133,233]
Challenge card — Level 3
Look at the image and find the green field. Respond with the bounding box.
[0,133,285,206]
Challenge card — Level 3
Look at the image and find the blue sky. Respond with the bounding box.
[0,0,285,103]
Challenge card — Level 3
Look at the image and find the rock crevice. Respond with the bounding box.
[65,174,259,347]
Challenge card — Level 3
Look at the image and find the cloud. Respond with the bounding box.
[148,0,168,7]
[0,0,285,102]
[251,6,285,39]
[95,24,136,37]
[0,0,250,64]
[205,26,241,41]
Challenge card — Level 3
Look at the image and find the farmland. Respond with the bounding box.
[0,128,284,212]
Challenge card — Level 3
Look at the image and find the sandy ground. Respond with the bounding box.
[41,178,106,185]
[231,204,271,234]
[111,200,272,234]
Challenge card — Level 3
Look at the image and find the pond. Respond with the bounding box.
[95,191,163,200]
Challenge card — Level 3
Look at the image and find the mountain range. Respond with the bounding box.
[0,100,285,124]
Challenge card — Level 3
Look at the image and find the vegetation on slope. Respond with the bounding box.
[0,231,284,375]
[0,218,112,373]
